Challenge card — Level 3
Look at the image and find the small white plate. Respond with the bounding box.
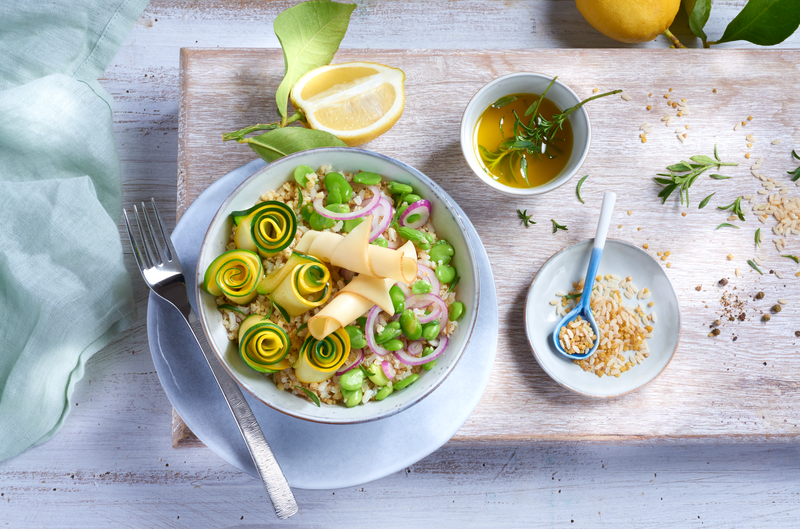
[524,239,681,398]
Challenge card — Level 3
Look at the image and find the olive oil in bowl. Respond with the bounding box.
[474,93,574,189]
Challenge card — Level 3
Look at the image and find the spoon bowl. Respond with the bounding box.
[552,191,616,359]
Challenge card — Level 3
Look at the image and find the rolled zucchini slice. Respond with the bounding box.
[269,262,331,317]
[233,201,297,257]
[201,249,262,305]
[293,328,350,384]
[237,314,292,373]
[257,251,321,295]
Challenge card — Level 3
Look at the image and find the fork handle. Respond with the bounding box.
[185,310,299,519]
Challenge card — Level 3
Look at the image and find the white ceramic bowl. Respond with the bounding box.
[460,72,591,197]
[196,148,480,424]
[524,239,681,398]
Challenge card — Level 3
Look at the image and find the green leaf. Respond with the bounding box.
[709,174,731,180]
[690,154,717,165]
[492,95,518,108]
[714,0,800,46]
[714,144,721,162]
[748,260,764,275]
[218,304,245,315]
[699,193,714,209]
[685,0,712,42]
[782,254,800,263]
[242,127,346,163]
[716,223,740,229]
[755,228,762,248]
[576,174,589,204]
[551,219,568,233]
[294,386,321,407]
[273,1,356,119]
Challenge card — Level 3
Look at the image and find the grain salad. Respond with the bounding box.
[552,274,655,378]
[202,165,465,408]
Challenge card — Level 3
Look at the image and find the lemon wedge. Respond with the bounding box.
[290,62,405,147]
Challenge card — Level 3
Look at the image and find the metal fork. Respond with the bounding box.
[123,199,298,519]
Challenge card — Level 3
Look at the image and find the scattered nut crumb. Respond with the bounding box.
[618,224,623,228]
[695,285,702,291]
[747,116,753,121]
[643,243,649,249]
[646,105,652,110]
[735,267,741,276]
[593,87,599,93]
[682,212,687,217]
[727,254,734,260]
[745,153,751,159]
[627,210,632,216]
[666,262,672,268]
[669,88,673,92]
[713,88,718,93]
[664,94,670,99]
[685,125,690,129]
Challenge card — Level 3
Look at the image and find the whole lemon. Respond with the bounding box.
[575,0,680,43]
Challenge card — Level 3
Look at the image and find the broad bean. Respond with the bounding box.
[324,172,354,204]
[435,264,457,284]
[412,280,432,295]
[345,325,367,349]
[388,181,413,195]
[448,301,465,321]
[389,284,406,313]
[294,165,314,187]
[397,226,433,250]
[429,240,454,265]
[393,373,419,389]
[339,368,364,391]
[421,320,440,341]
[353,171,381,185]
[375,384,394,401]
[421,345,437,371]
[399,309,422,340]
[341,388,363,408]
[375,321,401,344]
[371,237,388,248]
[366,362,390,386]
[383,338,404,351]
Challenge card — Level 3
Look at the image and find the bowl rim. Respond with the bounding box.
[459,71,592,197]
[523,238,682,399]
[195,147,481,424]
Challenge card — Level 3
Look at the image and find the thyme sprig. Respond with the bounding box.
[552,219,568,233]
[789,150,800,181]
[479,78,620,186]
[782,254,800,264]
[517,209,536,228]
[718,196,745,221]
[655,146,738,206]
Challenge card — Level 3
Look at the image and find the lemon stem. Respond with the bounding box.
[222,112,305,143]
[662,29,686,49]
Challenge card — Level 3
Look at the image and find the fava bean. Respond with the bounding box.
[383,338,404,351]
[371,237,388,248]
[345,325,367,349]
[309,203,348,230]
[343,217,364,233]
[294,165,314,187]
[300,203,315,224]
[339,368,364,391]
[402,193,422,205]
[435,264,456,284]
[324,172,354,204]
[429,240,454,265]
[353,171,382,185]
[397,226,433,250]
[389,284,406,313]
[449,301,465,321]
[342,388,363,408]
[421,320,440,341]
[356,316,367,329]
[422,345,437,371]
[412,280,432,295]
[388,181,413,194]
[394,373,419,389]
[375,321,401,344]
[375,384,394,401]
[366,362,390,386]
[399,309,422,340]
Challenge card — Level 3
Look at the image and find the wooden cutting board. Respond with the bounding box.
[174,48,800,447]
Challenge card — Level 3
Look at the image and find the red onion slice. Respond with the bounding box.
[416,264,440,294]
[395,336,449,366]
[381,360,396,380]
[369,197,393,242]
[366,305,391,356]
[399,199,432,230]
[312,185,382,221]
[340,268,355,282]
[335,348,364,375]
[407,340,423,356]
[406,294,448,324]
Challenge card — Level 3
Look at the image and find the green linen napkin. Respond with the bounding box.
[0,0,149,461]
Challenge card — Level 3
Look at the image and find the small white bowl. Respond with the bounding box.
[195,147,480,424]
[524,239,681,398]
[460,72,591,197]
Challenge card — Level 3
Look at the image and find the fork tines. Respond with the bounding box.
[123,198,176,273]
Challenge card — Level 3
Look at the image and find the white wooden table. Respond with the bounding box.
[3,2,800,526]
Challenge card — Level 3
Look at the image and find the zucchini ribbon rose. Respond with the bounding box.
[293,328,351,383]
[269,262,332,317]
[238,314,291,373]
[233,201,297,256]
[201,249,262,305]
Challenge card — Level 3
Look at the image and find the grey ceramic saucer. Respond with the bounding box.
[147,157,498,490]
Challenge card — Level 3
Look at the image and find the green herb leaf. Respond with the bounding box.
[714,0,800,46]
[716,223,741,229]
[242,127,346,163]
[718,196,746,221]
[690,154,718,165]
[709,174,731,180]
[714,144,721,162]
[655,147,737,206]
[218,304,245,315]
[793,149,800,160]
[447,274,460,293]
[271,298,291,323]
[748,259,764,275]
[294,386,321,407]
[552,219,568,233]
[685,0,712,43]
[273,1,356,120]
[297,322,308,332]
[699,193,714,209]
[576,174,589,204]
[517,209,536,228]
[492,95,518,108]
[782,254,800,263]
[789,150,800,181]
[755,228,762,248]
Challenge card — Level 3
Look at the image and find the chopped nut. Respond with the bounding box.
[664,94,670,99]
[727,254,734,260]
[643,243,649,249]
[669,88,673,92]
[696,285,702,291]
[738,313,746,321]
[646,105,652,110]
[713,88,717,93]
[682,212,687,217]
[747,116,753,121]
[745,153,751,159]
[593,87,599,93]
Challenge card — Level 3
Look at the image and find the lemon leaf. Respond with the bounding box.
[241,127,346,163]
[273,1,356,120]
[683,0,711,43]
[714,0,800,46]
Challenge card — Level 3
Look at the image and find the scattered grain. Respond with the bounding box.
[621,94,632,101]
[772,139,782,145]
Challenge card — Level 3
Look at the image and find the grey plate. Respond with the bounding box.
[147,158,498,490]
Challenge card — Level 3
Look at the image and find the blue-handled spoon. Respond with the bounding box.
[552,191,617,360]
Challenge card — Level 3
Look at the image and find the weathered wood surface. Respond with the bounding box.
[4,1,800,526]
[178,47,800,445]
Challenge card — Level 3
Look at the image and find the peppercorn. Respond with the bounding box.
[719,278,728,286]
[772,304,782,313]
[795,331,800,337]
[711,328,721,336]
[763,314,771,322]
[713,319,721,326]
[738,313,746,321]
[755,291,765,300]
